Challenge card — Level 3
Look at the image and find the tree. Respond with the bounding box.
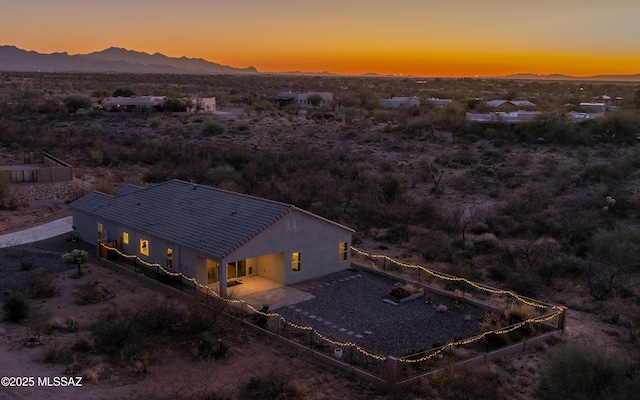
[62,249,89,276]
[63,96,93,114]
[113,87,136,97]
[307,94,324,108]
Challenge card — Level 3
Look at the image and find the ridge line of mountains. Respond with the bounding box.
[1,45,639,81]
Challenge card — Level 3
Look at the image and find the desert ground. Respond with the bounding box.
[2,72,640,399]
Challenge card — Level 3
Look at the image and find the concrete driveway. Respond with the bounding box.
[0,216,73,248]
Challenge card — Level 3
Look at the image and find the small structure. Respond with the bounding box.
[0,152,73,183]
[426,97,452,108]
[275,91,333,108]
[380,96,420,109]
[70,180,354,297]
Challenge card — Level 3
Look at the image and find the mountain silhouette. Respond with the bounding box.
[0,45,258,75]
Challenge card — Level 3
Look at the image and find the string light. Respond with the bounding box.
[98,242,564,365]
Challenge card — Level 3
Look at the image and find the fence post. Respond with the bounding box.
[385,356,400,387]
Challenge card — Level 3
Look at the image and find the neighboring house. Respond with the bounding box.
[465,111,541,124]
[426,98,452,108]
[567,111,604,121]
[101,96,217,113]
[195,97,216,113]
[275,91,333,108]
[70,180,354,296]
[579,102,607,113]
[101,96,166,111]
[380,96,420,109]
[486,100,536,111]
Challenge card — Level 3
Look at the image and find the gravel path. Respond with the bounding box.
[278,269,485,358]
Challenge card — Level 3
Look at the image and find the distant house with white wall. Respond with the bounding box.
[193,96,216,113]
[101,96,166,111]
[380,96,420,109]
[426,98,452,108]
[275,91,333,108]
[579,103,607,113]
[70,180,354,297]
[466,111,541,124]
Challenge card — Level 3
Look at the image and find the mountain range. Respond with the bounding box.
[0,46,258,75]
[1,45,640,81]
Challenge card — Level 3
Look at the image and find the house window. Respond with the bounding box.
[292,252,301,272]
[166,248,173,268]
[140,239,149,256]
[122,232,129,244]
[339,242,348,261]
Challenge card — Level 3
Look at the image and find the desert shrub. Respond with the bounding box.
[26,272,57,298]
[417,231,453,262]
[427,364,501,400]
[139,297,182,333]
[91,307,138,353]
[242,371,307,400]
[71,338,91,353]
[538,344,628,400]
[184,298,227,334]
[487,263,510,281]
[590,228,640,271]
[253,305,270,329]
[480,312,508,349]
[506,307,534,341]
[202,120,225,136]
[3,291,30,322]
[43,343,73,364]
[74,282,113,304]
[196,331,229,360]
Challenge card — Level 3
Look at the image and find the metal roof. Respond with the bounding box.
[71,180,296,259]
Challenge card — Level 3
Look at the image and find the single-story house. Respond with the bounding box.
[486,100,536,111]
[275,91,334,108]
[465,111,541,124]
[70,180,354,296]
[380,96,420,109]
[101,96,167,111]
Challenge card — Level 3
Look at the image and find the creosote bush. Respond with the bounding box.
[3,291,30,322]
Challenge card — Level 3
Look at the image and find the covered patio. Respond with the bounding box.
[209,275,315,311]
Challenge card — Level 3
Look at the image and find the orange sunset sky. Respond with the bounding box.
[2,0,640,77]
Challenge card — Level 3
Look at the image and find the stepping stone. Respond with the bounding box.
[347,331,355,335]
[309,315,317,319]
[338,279,344,282]
[324,283,331,286]
[302,312,309,316]
[295,308,302,312]
[316,317,324,322]
[364,331,373,335]
[356,274,363,277]
[338,328,347,332]
[355,334,364,339]
[287,305,295,309]
[331,325,339,329]
[323,321,331,325]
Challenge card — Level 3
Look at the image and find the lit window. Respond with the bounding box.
[122,232,129,244]
[339,242,348,261]
[140,239,149,256]
[292,252,301,272]
[166,248,173,268]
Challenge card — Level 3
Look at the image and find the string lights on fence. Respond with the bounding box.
[99,242,564,365]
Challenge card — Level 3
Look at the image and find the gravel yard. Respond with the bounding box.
[278,269,485,358]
